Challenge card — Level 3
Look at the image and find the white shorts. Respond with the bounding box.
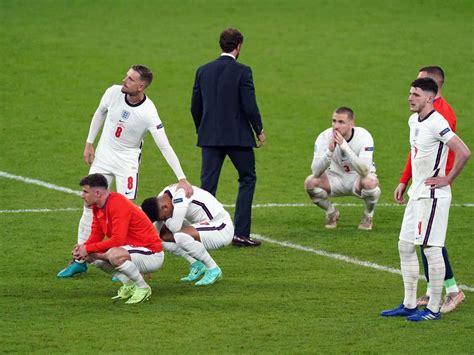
[192,212,234,250]
[399,197,451,247]
[89,164,139,200]
[121,246,164,273]
[327,170,361,197]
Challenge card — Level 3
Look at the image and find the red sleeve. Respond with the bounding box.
[399,151,412,184]
[84,210,104,245]
[85,198,131,253]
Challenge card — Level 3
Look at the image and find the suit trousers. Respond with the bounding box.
[200,146,256,238]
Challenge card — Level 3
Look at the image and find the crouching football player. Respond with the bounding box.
[72,173,164,304]
[304,107,381,230]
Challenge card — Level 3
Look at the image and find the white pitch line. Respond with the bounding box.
[252,233,474,293]
[0,171,81,196]
[0,208,82,214]
[1,171,472,207]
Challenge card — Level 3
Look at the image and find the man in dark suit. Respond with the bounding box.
[191,28,265,247]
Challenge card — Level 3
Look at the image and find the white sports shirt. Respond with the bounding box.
[158,184,227,233]
[86,85,185,178]
[313,127,376,176]
[407,110,455,200]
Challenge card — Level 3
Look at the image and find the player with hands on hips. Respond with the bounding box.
[304,107,381,230]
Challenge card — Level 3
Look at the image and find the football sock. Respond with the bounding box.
[361,186,381,216]
[444,278,459,294]
[423,246,445,313]
[162,241,197,265]
[116,260,148,288]
[174,232,217,269]
[398,240,418,309]
[307,187,334,213]
[77,206,93,244]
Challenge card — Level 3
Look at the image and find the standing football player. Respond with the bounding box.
[304,107,381,230]
[381,77,470,321]
[394,66,465,313]
[58,64,192,278]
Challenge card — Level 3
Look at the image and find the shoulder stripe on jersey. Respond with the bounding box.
[423,198,438,247]
[191,200,213,220]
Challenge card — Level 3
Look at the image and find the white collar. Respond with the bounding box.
[220,53,236,60]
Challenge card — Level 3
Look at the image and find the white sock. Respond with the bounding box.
[77,206,93,244]
[307,187,334,213]
[162,241,196,265]
[174,232,217,269]
[398,240,418,309]
[423,247,445,313]
[116,260,148,288]
[361,187,381,216]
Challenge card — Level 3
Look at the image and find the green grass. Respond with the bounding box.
[1,0,473,353]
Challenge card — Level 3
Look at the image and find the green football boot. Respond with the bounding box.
[125,287,152,304]
[195,267,222,286]
[111,283,135,300]
[180,261,206,282]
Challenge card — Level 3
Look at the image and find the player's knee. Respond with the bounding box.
[107,247,130,267]
[360,174,379,190]
[307,187,328,203]
[398,239,415,254]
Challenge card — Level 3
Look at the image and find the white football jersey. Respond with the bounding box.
[407,110,455,199]
[158,184,227,233]
[91,85,163,172]
[314,127,376,175]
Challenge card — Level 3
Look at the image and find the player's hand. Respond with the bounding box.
[72,244,89,260]
[177,179,193,198]
[394,183,407,204]
[257,132,266,148]
[328,134,336,152]
[333,130,347,147]
[425,176,450,189]
[83,143,95,166]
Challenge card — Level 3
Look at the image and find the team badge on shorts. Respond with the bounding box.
[121,110,130,120]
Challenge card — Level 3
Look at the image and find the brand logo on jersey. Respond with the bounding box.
[173,198,183,204]
[156,123,164,130]
[439,127,451,137]
[364,147,374,151]
[121,110,130,120]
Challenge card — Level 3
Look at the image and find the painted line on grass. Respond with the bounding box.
[1,171,472,208]
[0,171,81,196]
[252,233,474,293]
[0,208,82,214]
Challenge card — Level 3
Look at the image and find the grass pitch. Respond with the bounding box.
[1,0,473,353]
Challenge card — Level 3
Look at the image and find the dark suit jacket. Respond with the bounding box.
[191,55,263,147]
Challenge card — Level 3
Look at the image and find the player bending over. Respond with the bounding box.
[141,184,233,286]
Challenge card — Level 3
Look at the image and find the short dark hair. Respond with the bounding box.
[219,28,244,52]
[411,77,438,95]
[79,173,108,189]
[132,64,153,87]
[419,66,445,87]
[141,197,159,223]
[335,106,354,120]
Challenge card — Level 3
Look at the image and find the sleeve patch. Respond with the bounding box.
[173,198,183,204]
[156,123,164,129]
[364,147,374,151]
[439,128,451,136]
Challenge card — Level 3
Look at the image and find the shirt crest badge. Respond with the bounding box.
[121,110,130,120]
